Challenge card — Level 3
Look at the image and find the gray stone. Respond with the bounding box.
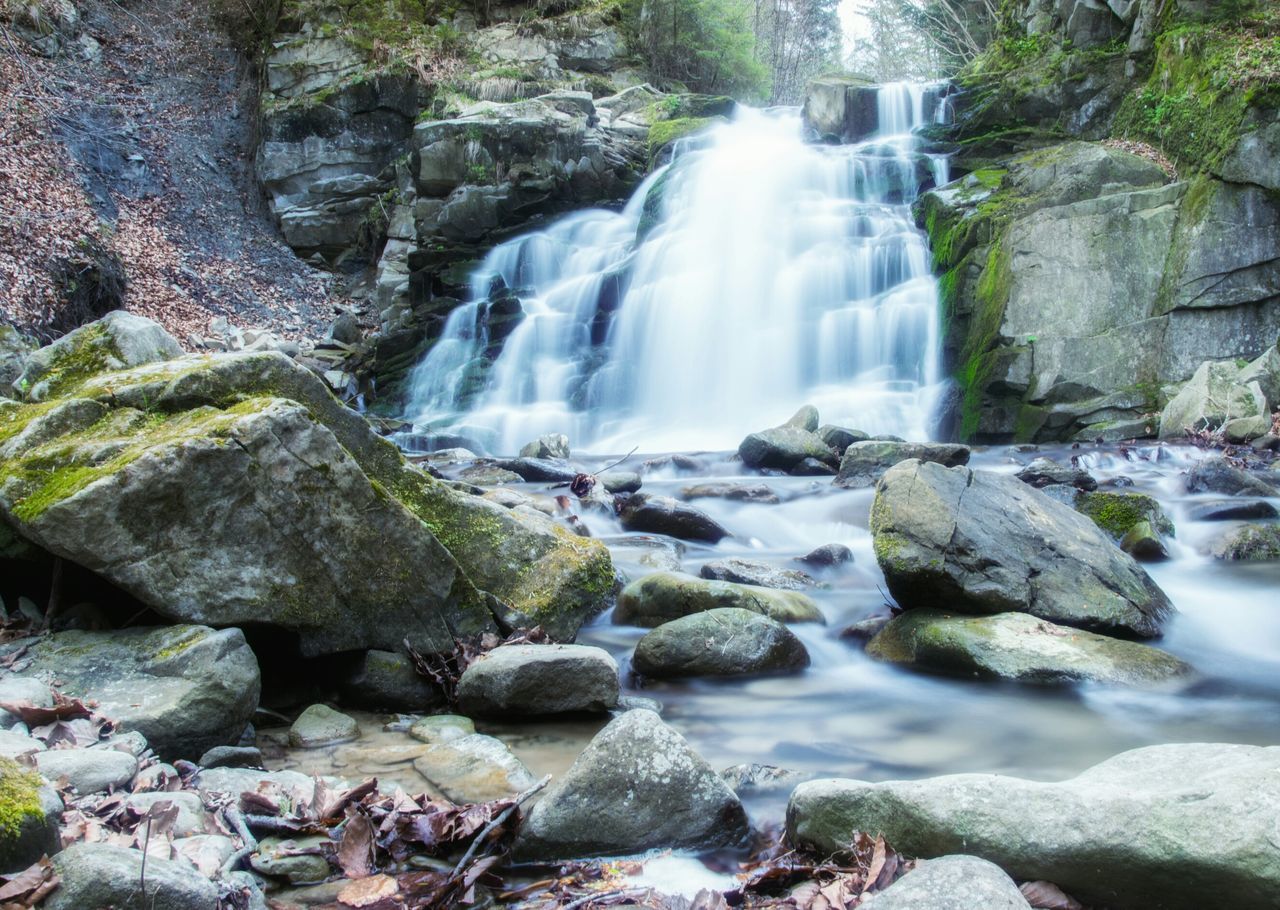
[1160,361,1265,439]
[0,759,60,874]
[0,327,35,395]
[784,405,820,432]
[682,482,779,504]
[0,731,44,760]
[787,743,1280,910]
[414,733,536,804]
[289,704,358,748]
[867,610,1191,685]
[193,767,317,804]
[0,625,259,761]
[633,608,810,678]
[818,424,870,453]
[1185,456,1277,497]
[173,834,235,879]
[1120,520,1170,561]
[871,461,1173,638]
[1015,457,1097,491]
[798,543,855,567]
[516,709,748,860]
[340,649,443,712]
[250,835,330,884]
[615,572,824,628]
[1186,500,1279,522]
[600,472,642,494]
[198,746,264,769]
[1220,119,1280,192]
[46,843,219,909]
[1210,524,1280,562]
[35,748,137,794]
[618,495,729,542]
[409,714,474,745]
[802,76,879,143]
[1073,490,1174,541]
[739,426,835,472]
[519,434,570,459]
[457,644,619,717]
[862,855,1031,910]
[0,677,53,727]
[124,792,207,836]
[456,464,525,485]
[699,558,817,591]
[835,441,970,488]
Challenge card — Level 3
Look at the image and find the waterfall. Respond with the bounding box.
[402,83,950,454]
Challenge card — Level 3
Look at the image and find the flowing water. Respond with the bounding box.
[402,84,950,453]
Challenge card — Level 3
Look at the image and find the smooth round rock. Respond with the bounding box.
[633,608,810,678]
[46,843,219,910]
[409,715,475,745]
[34,748,138,794]
[615,572,824,628]
[288,704,358,748]
[457,644,619,717]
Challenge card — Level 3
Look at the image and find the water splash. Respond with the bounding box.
[403,84,950,454]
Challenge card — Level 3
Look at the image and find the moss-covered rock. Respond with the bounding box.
[1074,491,1174,541]
[1210,523,1280,561]
[0,757,61,874]
[614,571,824,628]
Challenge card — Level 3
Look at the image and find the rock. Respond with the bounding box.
[738,427,835,472]
[1160,361,1266,439]
[289,704,359,748]
[0,758,61,874]
[615,572,824,628]
[46,843,219,910]
[413,733,536,804]
[0,339,614,651]
[1073,490,1174,541]
[0,731,44,760]
[1186,500,1279,522]
[1015,457,1097,491]
[866,610,1191,685]
[861,855,1031,910]
[682,482,779,504]
[194,767,317,804]
[519,434,570,459]
[790,457,838,476]
[802,76,879,143]
[0,327,35,395]
[699,558,817,591]
[835,441,970,488]
[719,763,806,792]
[797,543,855,567]
[787,743,1280,910]
[516,709,748,860]
[1237,343,1280,405]
[251,835,330,884]
[173,834,236,878]
[870,461,1173,638]
[1119,520,1170,561]
[818,425,870,454]
[633,609,810,678]
[13,312,182,402]
[34,748,138,794]
[491,457,580,482]
[409,715,474,745]
[339,650,443,712]
[1185,456,1277,497]
[124,792,207,836]
[784,405,820,432]
[839,615,891,643]
[456,464,524,485]
[457,645,619,717]
[618,495,729,542]
[0,678,53,727]
[1210,524,1280,561]
[0,625,259,761]
[198,746,264,769]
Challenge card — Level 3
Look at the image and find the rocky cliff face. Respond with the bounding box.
[908,0,1280,442]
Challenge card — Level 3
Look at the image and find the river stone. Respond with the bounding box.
[519,434,570,459]
[614,572,824,627]
[413,733,536,804]
[1210,524,1280,561]
[787,743,1280,910]
[784,405,820,432]
[409,715,474,745]
[633,608,810,678]
[1074,490,1174,541]
[174,834,235,879]
[250,835,330,884]
[1186,499,1279,522]
[0,731,44,760]
[456,644,619,717]
[738,426,835,471]
[124,791,207,836]
[861,855,1031,910]
[456,464,524,485]
[1119,520,1170,561]
[866,610,1191,686]
[1185,456,1277,497]
[600,472,642,494]
[193,767,317,804]
[1015,457,1097,491]
[289,704,359,748]
[0,758,61,874]
[14,311,182,402]
[1159,360,1265,439]
[700,558,817,590]
[516,709,748,860]
[491,457,579,482]
[870,461,1173,638]
[198,745,263,769]
[802,76,879,143]
[618,494,730,542]
[681,482,779,504]
[339,649,443,712]
[34,748,137,793]
[46,843,219,910]
[818,425,870,454]
[0,677,53,727]
[835,441,970,488]
[798,543,855,567]
[0,625,259,761]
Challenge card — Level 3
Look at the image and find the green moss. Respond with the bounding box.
[957,237,1014,441]
[26,325,119,400]
[0,757,44,840]
[646,116,724,164]
[1076,492,1174,541]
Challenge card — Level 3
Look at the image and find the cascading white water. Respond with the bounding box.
[403,83,951,453]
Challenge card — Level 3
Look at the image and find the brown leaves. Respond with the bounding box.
[0,692,93,726]
[337,813,376,879]
[728,830,912,909]
[0,857,59,910]
[1020,881,1085,910]
[405,628,552,708]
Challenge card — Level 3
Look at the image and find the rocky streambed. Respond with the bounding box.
[0,315,1278,908]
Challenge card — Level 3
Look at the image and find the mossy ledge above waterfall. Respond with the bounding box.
[0,314,614,655]
[908,0,1280,444]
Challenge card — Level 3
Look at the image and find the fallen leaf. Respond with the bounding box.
[337,873,398,908]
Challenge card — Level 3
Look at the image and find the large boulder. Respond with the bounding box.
[0,327,36,396]
[738,409,836,472]
[870,461,1173,638]
[456,644,619,717]
[835,441,970,488]
[0,322,614,652]
[787,743,1280,910]
[699,558,817,590]
[1210,524,1280,561]
[614,572,824,628]
[1185,456,1277,497]
[802,76,879,143]
[516,709,748,859]
[46,843,219,910]
[617,495,729,543]
[866,610,1192,685]
[0,758,62,874]
[1159,360,1267,439]
[413,733,536,804]
[633,608,810,678]
[0,625,259,761]
[862,855,1031,910]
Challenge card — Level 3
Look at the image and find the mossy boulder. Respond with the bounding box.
[614,572,824,628]
[633,608,810,678]
[0,317,614,654]
[1074,490,1174,541]
[870,460,1173,638]
[867,609,1191,686]
[0,757,61,874]
[1210,524,1280,562]
[835,441,970,488]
